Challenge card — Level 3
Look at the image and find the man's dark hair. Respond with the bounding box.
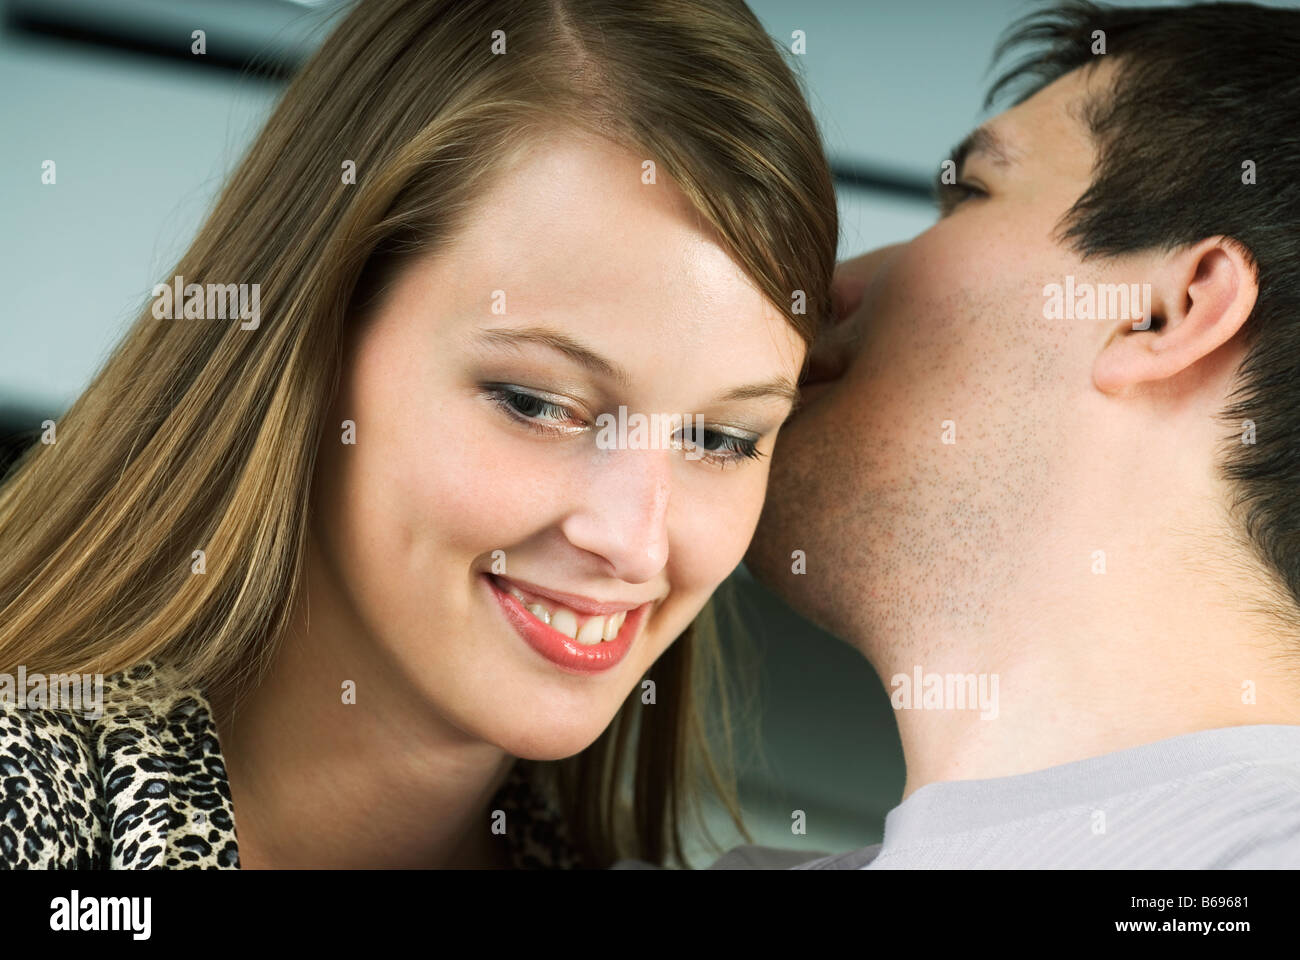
[988,1,1300,620]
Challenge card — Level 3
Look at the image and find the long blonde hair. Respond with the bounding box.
[0,0,837,866]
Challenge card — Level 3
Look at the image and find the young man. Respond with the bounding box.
[745,0,1300,868]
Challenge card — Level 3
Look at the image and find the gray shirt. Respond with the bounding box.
[794,724,1300,869]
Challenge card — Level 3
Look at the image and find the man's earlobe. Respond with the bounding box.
[830,244,904,323]
[1093,237,1257,395]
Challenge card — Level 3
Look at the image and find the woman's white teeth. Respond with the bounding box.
[550,608,579,640]
[576,617,604,646]
[502,582,628,643]
[603,611,626,641]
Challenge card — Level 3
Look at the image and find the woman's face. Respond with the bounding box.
[313,130,805,760]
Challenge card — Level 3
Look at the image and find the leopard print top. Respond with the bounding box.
[0,660,581,869]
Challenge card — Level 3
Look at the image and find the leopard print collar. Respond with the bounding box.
[0,660,238,868]
[1,659,580,869]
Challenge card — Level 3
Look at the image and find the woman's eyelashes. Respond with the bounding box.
[483,383,764,467]
[679,424,763,464]
[487,383,586,434]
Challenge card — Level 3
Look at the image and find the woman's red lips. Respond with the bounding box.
[484,574,647,674]
[490,574,644,616]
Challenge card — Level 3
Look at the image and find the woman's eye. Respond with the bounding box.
[679,424,763,465]
[487,385,582,431]
[505,391,562,419]
[487,384,762,466]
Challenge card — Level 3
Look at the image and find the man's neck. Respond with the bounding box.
[864,564,1300,801]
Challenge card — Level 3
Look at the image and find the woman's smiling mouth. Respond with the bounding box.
[484,573,651,674]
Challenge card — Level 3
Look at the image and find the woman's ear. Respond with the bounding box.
[1093,237,1258,394]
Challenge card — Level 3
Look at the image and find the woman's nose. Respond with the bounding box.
[559,448,672,584]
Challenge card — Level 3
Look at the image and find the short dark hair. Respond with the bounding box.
[988,1,1300,620]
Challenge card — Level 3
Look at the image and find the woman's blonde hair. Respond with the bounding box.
[0,0,837,866]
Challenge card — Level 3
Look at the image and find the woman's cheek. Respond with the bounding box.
[410,408,570,553]
[675,474,768,593]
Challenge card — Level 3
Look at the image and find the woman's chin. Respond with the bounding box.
[492,725,610,763]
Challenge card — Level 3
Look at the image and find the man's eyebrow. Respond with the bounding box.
[476,325,798,405]
[946,124,1019,174]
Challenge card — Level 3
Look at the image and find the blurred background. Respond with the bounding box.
[5,0,1282,865]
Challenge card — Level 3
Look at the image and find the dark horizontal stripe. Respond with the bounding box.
[0,419,42,483]
[831,161,934,201]
[4,6,295,82]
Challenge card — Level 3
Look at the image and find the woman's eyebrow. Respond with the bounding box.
[478,326,629,386]
[477,325,797,404]
[717,377,799,404]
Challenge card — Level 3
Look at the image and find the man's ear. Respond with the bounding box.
[831,255,872,324]
[1093,237,1258,394]
[830,244,904,323]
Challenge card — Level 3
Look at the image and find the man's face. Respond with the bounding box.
[747,63,1135,647]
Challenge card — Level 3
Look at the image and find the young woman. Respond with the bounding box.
[0,0,837,869]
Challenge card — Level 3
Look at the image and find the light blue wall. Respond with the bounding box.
[0,20,282,414]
